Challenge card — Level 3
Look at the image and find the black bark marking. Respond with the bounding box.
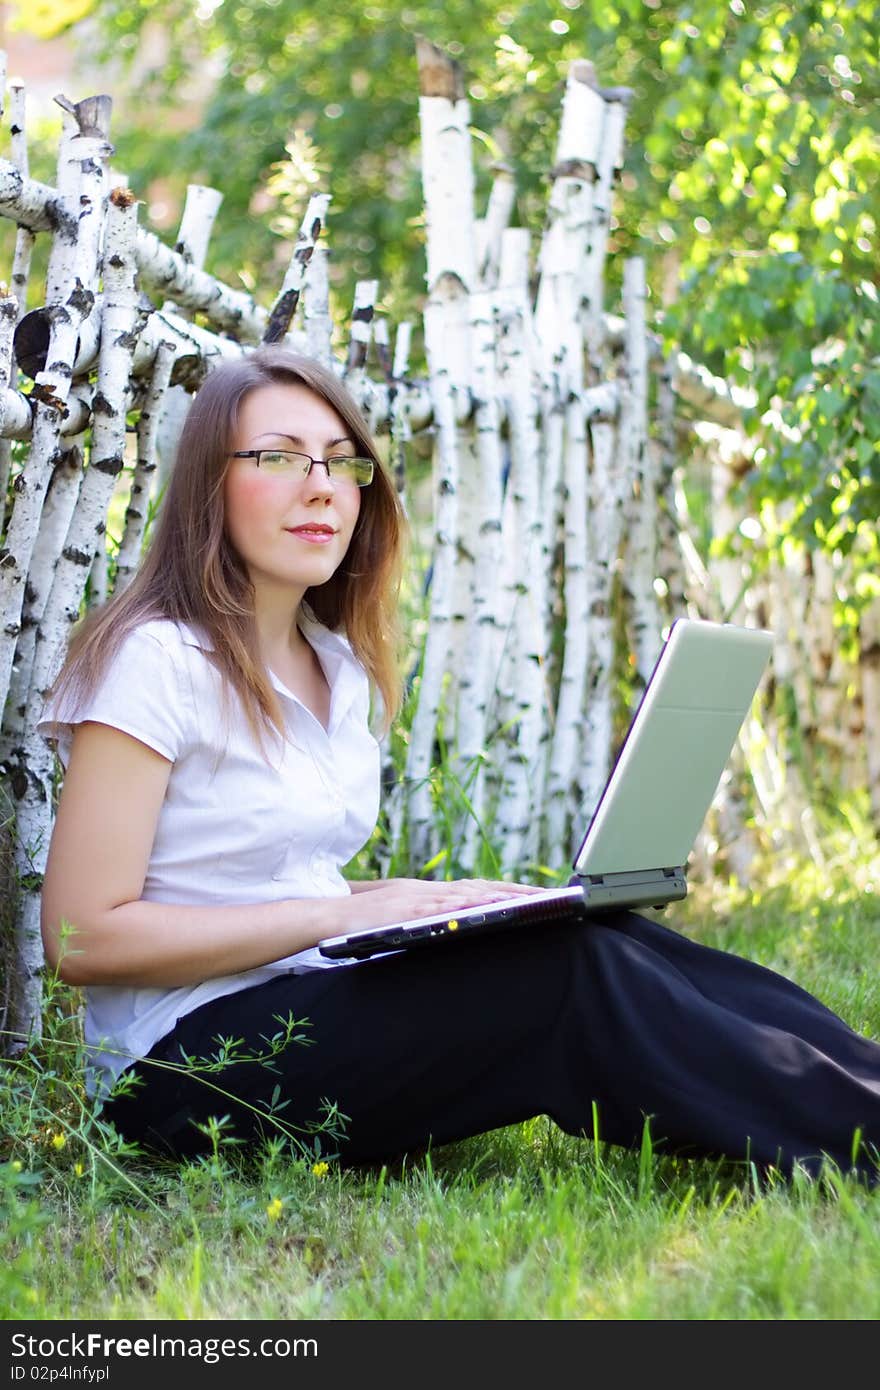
[262,288,300,345]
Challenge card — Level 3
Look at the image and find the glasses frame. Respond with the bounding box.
[229,449,374,487]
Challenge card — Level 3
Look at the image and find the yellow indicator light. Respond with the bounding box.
[447,919,459,931]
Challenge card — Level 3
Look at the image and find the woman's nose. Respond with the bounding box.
[303,459,335,497]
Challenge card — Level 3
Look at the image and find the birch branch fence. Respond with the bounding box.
[0,40,875,1048]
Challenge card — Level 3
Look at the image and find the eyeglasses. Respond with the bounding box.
[229,449,374,487]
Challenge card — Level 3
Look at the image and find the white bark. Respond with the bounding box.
[475,161,516,290]
[45,109,101,304]
[0,280,96,716]
[161,184,223,318]
[456,289,506,856]
[417,40,477,301]
[493,238,552,871]
[3,96,115,1043]
[403,343,460,867]
[0,438,84,756]
[380,317,416,869]
[619,259,662,687]
[8,83,35,321]
[27,189,140,724]
[403,39,479,866]
[0,160,271,340]
[387,320,413,505]
[115,337,176,590]
[0,383,94,441]
[0,290,18,536]
[579,91,630,369]
[89,537,109,605]
[533,70,597,376]
[544,394,591,861]
[8,193,140,1042]
[303,243,334,367]
[0,101,109,717]
[0,83,32,537]
[344,278,378,388]
[579,418,622,822]
[653,354,690,620]
[263,192,331,345]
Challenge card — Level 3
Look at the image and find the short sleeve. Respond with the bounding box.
[36,622,191,769]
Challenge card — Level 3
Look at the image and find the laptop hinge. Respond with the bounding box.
[571,866,687,912]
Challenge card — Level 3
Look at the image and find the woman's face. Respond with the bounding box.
[223,380,363,604]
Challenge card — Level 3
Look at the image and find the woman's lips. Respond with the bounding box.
[285,525,337,544]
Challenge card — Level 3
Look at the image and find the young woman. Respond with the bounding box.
[38,348,880,1181]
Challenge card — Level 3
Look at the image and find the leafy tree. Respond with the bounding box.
[8,0,880,576]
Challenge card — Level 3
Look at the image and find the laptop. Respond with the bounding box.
[318,617,774,961]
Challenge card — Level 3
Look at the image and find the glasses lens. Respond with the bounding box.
[257,450,310,474]
[327,457,374,487]
[255,451,374,486]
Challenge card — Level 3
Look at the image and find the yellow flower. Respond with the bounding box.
[311,1161,329,1179]
[51,1133,67,1150]
[74,1162,85,1177]
[266,1197,283,1222]
[11,1160,22,1172]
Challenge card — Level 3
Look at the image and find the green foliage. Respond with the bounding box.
[7,2,879,580]
[30,1,874,577]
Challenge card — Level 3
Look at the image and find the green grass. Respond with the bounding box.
[2,824,879,1321]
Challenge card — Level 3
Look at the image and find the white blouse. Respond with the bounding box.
[37,612,380,1091]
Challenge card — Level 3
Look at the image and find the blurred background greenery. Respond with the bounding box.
[3,0,879,573]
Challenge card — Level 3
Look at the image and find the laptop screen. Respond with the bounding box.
[572,619,773,878]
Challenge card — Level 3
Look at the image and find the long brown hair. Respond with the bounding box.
[48,348,407,745]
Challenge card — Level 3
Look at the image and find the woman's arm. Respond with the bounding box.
[42,723,542,988]
[41,720,335,987]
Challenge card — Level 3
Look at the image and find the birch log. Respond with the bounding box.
[532,63,609,649]
[0,159,267,339]
[404,37,477,867]
[343,278,377,403]
[403,343,461,866]
[580,85,631,372]
[475,161,516,291]
[579,416,622,822]
[653,354,691,622]
[619,258,662,688]
[456,288,506,857]
[0,289,17,535]
[7,189,140,1043]
[262,192,331,345]
[7,83,35,319]
[303,243,334,368]
[543,393,591,861]
[115,337,176,589]
[152,183,223,493]
[162,185,223,317]
[492,230,552,871]
[0,82,35,539]
[0,279,100,713]
[0,437,84,758]
[28,188,140,712]
[388,320,413,506]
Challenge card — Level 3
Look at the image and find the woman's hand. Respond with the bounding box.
[343,876,548,930]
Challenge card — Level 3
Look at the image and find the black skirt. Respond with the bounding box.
[101,911,880,1181]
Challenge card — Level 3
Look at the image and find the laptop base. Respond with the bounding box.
[575,867,687,913]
